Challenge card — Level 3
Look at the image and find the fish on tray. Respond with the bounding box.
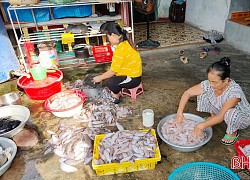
[161,119,207,146]
[49,93,82,110]
[93,130,157,165]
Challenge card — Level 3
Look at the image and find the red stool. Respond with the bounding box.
[122,82,144,100]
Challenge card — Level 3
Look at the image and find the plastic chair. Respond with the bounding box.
[122,82,144,100]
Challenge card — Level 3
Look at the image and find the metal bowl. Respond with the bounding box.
[0,92,22,107]
[0,137,17,176]
[0,105,30,138]
[157,113,213,152]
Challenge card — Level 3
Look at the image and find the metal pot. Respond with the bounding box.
[82,73,102,99]
[0,91,23,107]
[73,44,92,59]
[81,88,101,99]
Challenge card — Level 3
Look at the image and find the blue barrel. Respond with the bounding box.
[0,16,20,83]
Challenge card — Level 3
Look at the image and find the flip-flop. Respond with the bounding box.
[112,96,123,104]
[203,117,208,120]
[180,56,188,64]
[179,50,185,56]
[221,131,239,145]
[199,51,208,59]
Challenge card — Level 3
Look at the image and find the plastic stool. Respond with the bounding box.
[122,82,144,100]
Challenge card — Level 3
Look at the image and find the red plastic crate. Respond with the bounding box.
[234,139,250,172]
[92,45,113,63]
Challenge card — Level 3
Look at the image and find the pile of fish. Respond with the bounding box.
[93,130,157,165]
[83,127,112,141]
[240,144,250,157]
[64,78,132,131]
[45,123,92,172]
[161,119,207,146]
[0,145,12,168]
[48,93,82,110]
[0,117,21,134]
[74,88,132,130]
[74,99,131,126]
[45,79,134,172]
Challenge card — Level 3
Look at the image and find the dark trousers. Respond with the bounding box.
[106,76,141,94]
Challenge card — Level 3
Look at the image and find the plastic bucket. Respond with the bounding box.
[30,67,47,80]
[142,109,154,127]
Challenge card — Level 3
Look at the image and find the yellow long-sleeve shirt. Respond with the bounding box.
[110,40,142,77]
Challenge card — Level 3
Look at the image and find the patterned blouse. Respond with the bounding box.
[197,79,250,115]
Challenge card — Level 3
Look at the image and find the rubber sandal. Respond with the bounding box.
[180,56,188,64]
[221,131,239,145]
[203,117,208,120]
[179,50,185,56]
[199,51,208,59]
[112,96,123,104]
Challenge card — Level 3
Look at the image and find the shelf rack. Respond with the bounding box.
[6,0,134,72]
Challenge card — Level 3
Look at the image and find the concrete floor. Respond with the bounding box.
[1,41,250,179]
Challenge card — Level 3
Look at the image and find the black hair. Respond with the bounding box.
[100,21,130,44]
[207,57,231,80]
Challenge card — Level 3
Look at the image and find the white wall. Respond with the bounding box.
[157,0,171,18]
[185,0,231,33]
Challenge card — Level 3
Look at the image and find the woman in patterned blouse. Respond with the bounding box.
[93,22,142,104]
[175,57,250,145]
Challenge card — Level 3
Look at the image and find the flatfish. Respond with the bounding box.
[161,119,207,146]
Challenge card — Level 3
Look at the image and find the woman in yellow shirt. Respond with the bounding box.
[93,22,142,104]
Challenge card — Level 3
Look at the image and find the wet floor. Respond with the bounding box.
[1,41,250,179]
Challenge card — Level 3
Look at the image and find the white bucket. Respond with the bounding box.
[142,109,154,127]
[39,48,59,68]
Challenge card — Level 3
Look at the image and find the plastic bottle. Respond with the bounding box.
[39,51,52,68]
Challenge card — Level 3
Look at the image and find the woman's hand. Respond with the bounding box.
[193,123,204,137]
[175,113,185,124]
[93,75,102,84]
